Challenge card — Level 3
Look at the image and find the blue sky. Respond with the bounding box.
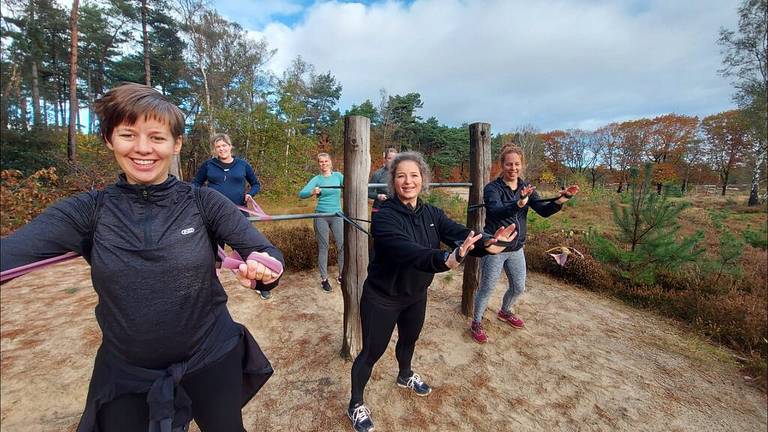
[212,0,740,133]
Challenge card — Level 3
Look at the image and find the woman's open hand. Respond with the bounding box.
[446,230,483,269]
[484,224,517,254]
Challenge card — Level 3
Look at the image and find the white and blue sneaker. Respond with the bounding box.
[348,404,374,432]
[396,372,432,396]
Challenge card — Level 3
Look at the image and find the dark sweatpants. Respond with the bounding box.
[349,293,428,407]
[97,341,246,432]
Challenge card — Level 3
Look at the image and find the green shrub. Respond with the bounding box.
[527,211,552,234]
[743,224,768,250]
[0,129,63,174]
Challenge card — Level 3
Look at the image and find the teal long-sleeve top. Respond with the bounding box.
[298,172,344,213]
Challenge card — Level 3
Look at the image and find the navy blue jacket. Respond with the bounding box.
[483,177,562,251]
[192,157,261,206]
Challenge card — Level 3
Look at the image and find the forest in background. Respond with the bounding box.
[0,0,765,204]
[0,0,767,390]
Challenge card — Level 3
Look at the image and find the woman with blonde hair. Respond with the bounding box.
[299,152,344,292]
[469,144,579,343]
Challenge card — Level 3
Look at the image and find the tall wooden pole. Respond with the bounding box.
[461,122,491,316]
[340,115,370,359]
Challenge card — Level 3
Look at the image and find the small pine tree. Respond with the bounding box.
[588,163,704,284]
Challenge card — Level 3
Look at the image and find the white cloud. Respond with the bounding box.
[247,0,740,132]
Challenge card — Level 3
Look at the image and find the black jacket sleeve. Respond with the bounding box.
[433,206,487,258]
[1,191,98,272]
[529,189,562,218]
[199,188,285,290]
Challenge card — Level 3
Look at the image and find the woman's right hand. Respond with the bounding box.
[312,187,321,196]
[445,230,483,269]
[518,184,536,207]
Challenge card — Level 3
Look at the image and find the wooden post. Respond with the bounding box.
[341,115,370,359]
[461,122,491,316]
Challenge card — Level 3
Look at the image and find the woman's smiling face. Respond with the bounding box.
[394,160,422,206]
[106,116,182,185]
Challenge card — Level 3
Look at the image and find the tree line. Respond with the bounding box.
[1,0,765,203]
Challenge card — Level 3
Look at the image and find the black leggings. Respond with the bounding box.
[349,294,427,407]
[97,341,246,432]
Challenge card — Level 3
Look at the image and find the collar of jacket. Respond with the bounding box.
[210,157,239,169]
[382,196,425,215]
[115,173,180,204]
[493,176,529,194]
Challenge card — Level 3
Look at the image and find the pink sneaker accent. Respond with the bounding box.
[497,310,525,329]
[470,321,488,343]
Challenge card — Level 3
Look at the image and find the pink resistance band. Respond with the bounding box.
[0,252,81,283]
[1,196,283,284]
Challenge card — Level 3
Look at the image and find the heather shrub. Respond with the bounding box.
[260,225,339,272]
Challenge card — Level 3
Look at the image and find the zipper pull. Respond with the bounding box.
[142,189,149,200]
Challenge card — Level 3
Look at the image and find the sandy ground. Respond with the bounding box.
[1,259,766,432]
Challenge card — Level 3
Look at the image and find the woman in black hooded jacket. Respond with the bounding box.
[346,151,517,432]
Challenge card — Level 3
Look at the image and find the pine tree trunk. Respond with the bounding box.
[19,87,28,130]
[87,69,94,134]
[68,0,80,162]
[141,0,151,86]
[31,60,42,127]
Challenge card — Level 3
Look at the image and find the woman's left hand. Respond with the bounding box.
[236,252,280,288]
[556,184,581,203]
[484,224,518,254]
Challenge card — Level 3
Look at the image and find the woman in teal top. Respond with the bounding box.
[299,153,344,292]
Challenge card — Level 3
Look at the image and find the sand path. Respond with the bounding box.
[1,259,765,431]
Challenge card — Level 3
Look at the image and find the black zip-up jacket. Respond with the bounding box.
[366,198,487,306]
[1,174,283,368]
[483,177,562,252]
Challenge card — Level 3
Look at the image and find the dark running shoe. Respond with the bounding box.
[348,404,374,432]
[396,372,432,396]
[321,279,332,293]
[259,290,272,300]
[337,275,343,284]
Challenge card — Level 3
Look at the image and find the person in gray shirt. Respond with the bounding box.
[368,147,397,211]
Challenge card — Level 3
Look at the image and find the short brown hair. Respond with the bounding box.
[95,83,184,143]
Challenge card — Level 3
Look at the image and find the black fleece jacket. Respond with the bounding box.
[483,177,562,251]
[365,198,487,306]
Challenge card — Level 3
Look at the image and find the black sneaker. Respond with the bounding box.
[259,290,272,300]
[337,275,343,285]
[321,280,332,292]
[396,372,432,396]
[347,404,374,432]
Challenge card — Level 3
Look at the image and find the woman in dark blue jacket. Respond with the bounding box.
[469,144,579,343]
[1,83,284,431]
[346,151,517,432]
[192,133,261,207]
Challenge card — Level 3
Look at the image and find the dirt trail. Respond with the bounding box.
[1,259,765,431]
